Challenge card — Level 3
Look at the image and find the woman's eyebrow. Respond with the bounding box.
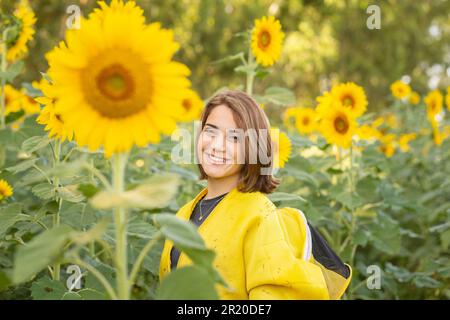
[204,123,220,130]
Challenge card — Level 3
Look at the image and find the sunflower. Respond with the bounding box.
[409,91,420,105]
[251,16,285,67]
[283,107,302,131]
[433,126,443,146]
[372,116,384,128]
[379,134,396,158]
[36,79,74,142]
[271,128,292,169]
[294,107,317,135]
[424,90,443,122]
[330,82,368,117]
[390,80,411,99]
[398,133,416,152]
[178,89,203,122]
[44,1,191,157]
[356,125,381,141]
[2,0,37,62]
[319,105,357,148]
[384,113,399,130]
[3,85,22,115]
[0,179,13,201]
[315,91,333,117]
[19,89,40,115]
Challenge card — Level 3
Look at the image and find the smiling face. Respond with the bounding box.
[197,104,244,180]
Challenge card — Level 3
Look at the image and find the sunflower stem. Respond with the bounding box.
[246,45,255,96]
[52,139,62,281]
[0,28,9,130]
[112,152,129,300]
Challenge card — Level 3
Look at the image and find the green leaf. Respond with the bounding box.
[57,186,85,203]
[77,183,100,198]
[261,87,296,106]
[334,191,365,210]
[0,203,23,238]
[153,214,226,287]
[0,269,12,291]
[413,275,442,288]
[385,262,413,282]
[153,214,205,250]
[90,174,179,209]
[31,276,67,300]
[0,61,24,82]
[268,192,306,204]
[356,176,382,203]
[71,218,109,245]
[5,158,38,174]
[370,212,401,255]
[31,182,56,200]
[156,266,219,300]
[13,225,74,284]
[21,136,50,154]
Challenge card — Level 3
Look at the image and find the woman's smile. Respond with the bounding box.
[204,152,231,165]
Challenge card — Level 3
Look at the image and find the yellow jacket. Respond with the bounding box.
[159,187,351,299]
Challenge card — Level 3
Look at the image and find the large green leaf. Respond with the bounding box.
[13,225,74,284]
[156,266,219,300]
[90,174,179,209]
[21,136,50,154]
[152,214,226,287]
[31,276,68,300]
[369,212,401,255]
[260,87,296,106]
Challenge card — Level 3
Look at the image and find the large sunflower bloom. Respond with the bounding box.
[35,79,74,142]
[390,80,411,100]
[294,107,317,135]
[319,105,357,149]
[44,1,191,157]
[271,128,292,169]
[2,0,37,62]
[0,179,13,201]
[251,16,285,67]
[330,82,368,117]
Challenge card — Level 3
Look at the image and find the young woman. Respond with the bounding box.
[159,90,351,299]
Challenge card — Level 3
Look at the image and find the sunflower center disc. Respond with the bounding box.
[302,117,310,126]
[82,50,152,119]
[334,116,349,134]
[342,95,354,108]
[182,99,192,111]
[259,31,271,49]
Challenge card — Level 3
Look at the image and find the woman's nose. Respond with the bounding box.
[210,133,227,153]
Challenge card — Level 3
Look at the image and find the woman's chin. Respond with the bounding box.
[203,165,229,178]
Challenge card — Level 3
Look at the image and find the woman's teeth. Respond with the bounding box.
[206,153,228,164]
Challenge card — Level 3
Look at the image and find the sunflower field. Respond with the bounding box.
[0,0,449,300]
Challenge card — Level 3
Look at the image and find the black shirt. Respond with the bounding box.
[169,192,228,270]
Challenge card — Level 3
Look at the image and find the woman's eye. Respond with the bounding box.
[204,128,217,137]
[227,134,240,143]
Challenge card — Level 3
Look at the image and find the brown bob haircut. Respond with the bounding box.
[197,89,279,194]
